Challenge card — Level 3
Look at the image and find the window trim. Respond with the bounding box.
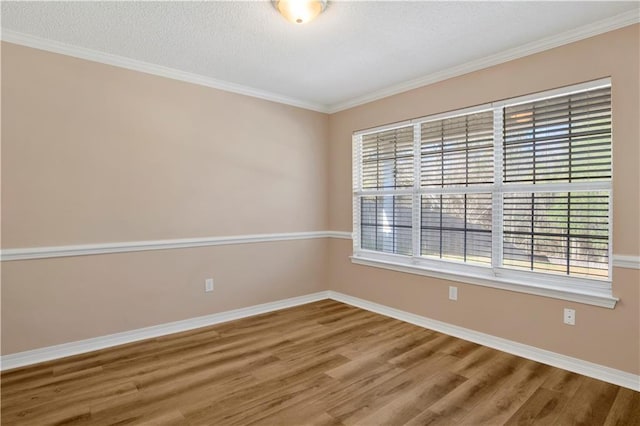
[350,254,618,308]
[352,78,617,308]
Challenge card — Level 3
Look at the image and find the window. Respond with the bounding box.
[359,127,414,255]
[420,111,494,265]
[352,79,615,307]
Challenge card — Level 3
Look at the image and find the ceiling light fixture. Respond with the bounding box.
[273,0,327,25]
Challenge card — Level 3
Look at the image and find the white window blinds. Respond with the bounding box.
[419,111,494,265]
[503,87,612,183]
[501,86,612,279]
[358,125,414,255]
[421,111,494,187]
[353,79,612,290]
[362,126,414,190]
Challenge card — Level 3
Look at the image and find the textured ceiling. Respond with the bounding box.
[1,1,638,111]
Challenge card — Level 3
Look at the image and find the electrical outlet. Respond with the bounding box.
[205,278,214,292]
[449,286,458,301]
[563,308,575,325]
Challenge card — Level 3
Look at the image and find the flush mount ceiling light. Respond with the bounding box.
[273,0,327,25]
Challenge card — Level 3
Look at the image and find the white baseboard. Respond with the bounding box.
[0,291,330,371]
[2,289,637,391]
[328,291,640,391]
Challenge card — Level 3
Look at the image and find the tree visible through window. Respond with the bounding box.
[502,87,611,279]
[353,80,612,286]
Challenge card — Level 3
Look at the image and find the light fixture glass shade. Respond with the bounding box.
[274,0,327,24]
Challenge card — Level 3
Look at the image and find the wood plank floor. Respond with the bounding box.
[1,300,638,425]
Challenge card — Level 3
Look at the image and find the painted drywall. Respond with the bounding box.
[1,42,329,247]
[1,239,328,354]
[0,42,329,353]
[328,24,640,374]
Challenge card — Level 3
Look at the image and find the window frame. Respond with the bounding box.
[351,78,617,308]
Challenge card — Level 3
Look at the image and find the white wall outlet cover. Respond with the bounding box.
[564,308,576,325]
[449,286,458,301]
[205,278,214,292]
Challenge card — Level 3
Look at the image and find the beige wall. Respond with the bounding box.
[1,42,329,353]
[1,239,328,354]
[328,25,640,374]
[1,42,329,247]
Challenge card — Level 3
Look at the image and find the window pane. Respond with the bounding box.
[421,111,494,187]
[362,126,414,189]
[503,192,609,279]
[503,87,611,183]
[360,195,412,255]
[421,193,492,264]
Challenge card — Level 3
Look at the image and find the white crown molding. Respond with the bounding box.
[0,29,330,114]
[327,9,640,113]
[3,289,637,391]
[0,291,330,371]
[3,10,638,115]
[0,231,347,261]
[328,291,640,391]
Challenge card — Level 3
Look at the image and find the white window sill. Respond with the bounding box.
[350,255,618,309]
